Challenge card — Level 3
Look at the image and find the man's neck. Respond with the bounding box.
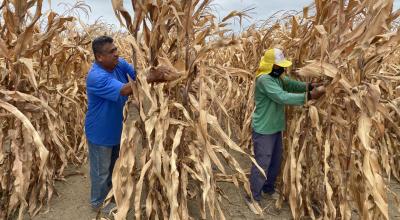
[96,61,113,72]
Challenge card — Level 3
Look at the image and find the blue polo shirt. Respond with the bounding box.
[85,58,136,147]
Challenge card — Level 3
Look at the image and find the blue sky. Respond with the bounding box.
[44,0,400,29]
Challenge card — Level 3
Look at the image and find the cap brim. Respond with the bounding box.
[276,60,292,68]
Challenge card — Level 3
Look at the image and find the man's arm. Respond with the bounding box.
[263,79,326,104]
[282,76,307,93]
[120,71,163,96]
[119,64,180,96]
[87,71,124,102]
[261,76,306,105]
[120,83,133,96]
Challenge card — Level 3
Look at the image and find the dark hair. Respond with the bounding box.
[92,35,114,56]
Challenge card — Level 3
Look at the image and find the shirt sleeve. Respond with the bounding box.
[260,76,306,105]
[87,71,124,102]
[119,58,136,80]
[282,76,307,93]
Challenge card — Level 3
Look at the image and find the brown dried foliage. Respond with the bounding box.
[0,1,92,219]
[1,0,400,220]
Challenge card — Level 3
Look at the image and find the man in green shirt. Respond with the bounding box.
[250,48,325,202]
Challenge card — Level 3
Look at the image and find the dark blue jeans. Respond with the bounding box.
[250,131,283,201]
[88,141,120,208]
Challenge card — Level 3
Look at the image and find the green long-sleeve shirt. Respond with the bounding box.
[252,74,307,134]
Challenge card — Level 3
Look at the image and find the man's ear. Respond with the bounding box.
[96,54,102,62]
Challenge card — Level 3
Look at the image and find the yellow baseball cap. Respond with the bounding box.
[256,48,292,77]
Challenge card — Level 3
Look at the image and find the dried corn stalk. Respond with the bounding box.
[1,0,399,219]
[231,0,400,219]
[110,0,263,219]
[0,1,91,219]
[110,0,400,219]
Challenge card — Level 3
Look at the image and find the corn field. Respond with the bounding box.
[0,0,399,220]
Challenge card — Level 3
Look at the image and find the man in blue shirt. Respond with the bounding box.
[85,36,137,213]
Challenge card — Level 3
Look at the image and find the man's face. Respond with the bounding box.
[273,64,282,70]
[96,43,119,70]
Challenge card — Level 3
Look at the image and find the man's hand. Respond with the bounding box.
[147,65,180,84]
[308,82,325,91]
[120,64,179,96]
[120,83,133,96]
[309,86,326,99]
[312,82,324,88]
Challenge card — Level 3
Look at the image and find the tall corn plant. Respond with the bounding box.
[281,1,400,219]
[109,1,400,219]
[0,1,90,219]
[109,0,264,219]
[217,0,400,219]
